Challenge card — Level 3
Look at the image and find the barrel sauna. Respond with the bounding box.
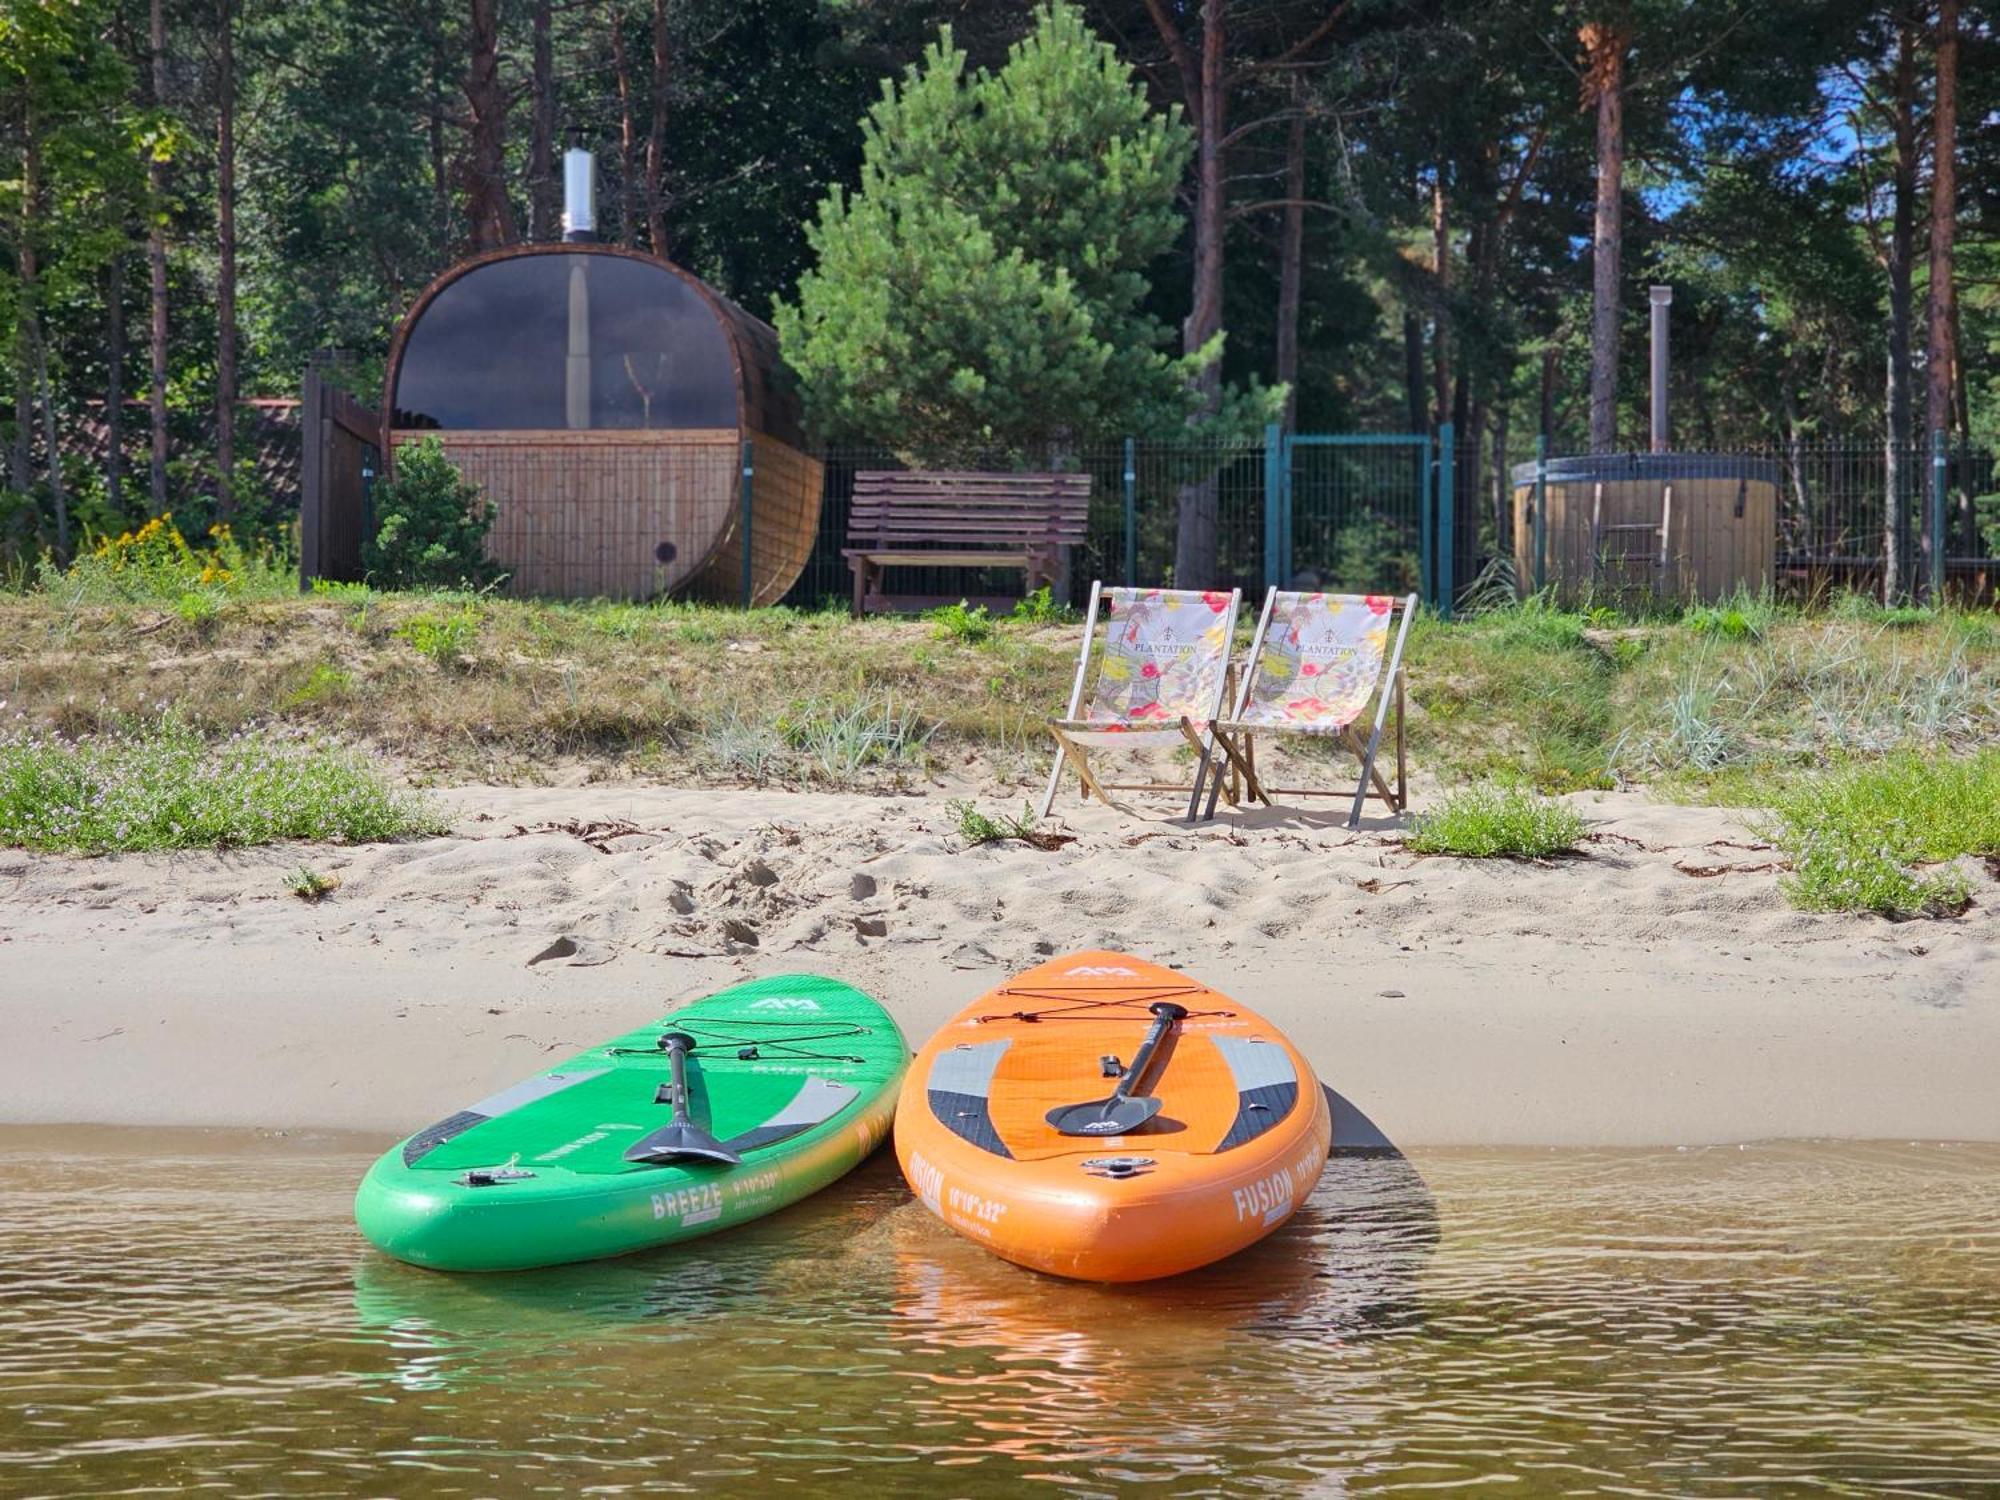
[383,244,820,604]
[1510,453,1779,604]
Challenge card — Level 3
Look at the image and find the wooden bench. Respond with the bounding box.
[842,470,1092,615]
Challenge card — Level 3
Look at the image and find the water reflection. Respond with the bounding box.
[881,1152,1437,1477]
[3,1129,1998,1497]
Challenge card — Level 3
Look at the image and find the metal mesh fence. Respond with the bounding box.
[1492,437,1996,605]
[783,441,1277,610]
[771,431,1995,613]
[1285,437,1431,599]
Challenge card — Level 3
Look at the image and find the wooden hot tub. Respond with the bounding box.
[1510,453,1779,603]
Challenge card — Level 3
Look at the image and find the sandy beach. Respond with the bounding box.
[2,783,1994,1148]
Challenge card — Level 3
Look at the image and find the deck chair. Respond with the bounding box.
[1037,583,1242,819]
[1200,591,1417,828]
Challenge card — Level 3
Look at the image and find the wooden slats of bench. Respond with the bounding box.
[844,469,1092,615]
[841,549,1034,568]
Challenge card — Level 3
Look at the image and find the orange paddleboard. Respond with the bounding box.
[895,951,1332,1281]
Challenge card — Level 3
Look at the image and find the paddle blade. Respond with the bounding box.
[1045,1093,1163,1138]
[623,1121,742,1167]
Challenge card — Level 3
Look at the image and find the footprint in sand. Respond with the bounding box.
[524,934,616,967]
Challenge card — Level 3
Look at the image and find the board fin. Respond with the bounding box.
[721,1076,860,1155]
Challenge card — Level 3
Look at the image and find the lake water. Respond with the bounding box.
[3,1129,1997,1497]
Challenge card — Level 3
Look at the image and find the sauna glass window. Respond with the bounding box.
[392,255,738,430]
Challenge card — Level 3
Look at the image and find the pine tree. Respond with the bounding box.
[777,2,1271,463]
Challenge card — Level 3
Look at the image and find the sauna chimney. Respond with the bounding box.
[1649,285,1671,453]
[563,146,595,428]
[562,147,597,243]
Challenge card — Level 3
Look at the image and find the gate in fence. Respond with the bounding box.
[1265,424,1452,617]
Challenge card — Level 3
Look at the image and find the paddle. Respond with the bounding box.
[1044,1000,1189,1137]
[623,1032,742,1166]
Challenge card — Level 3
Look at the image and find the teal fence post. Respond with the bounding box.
[1122,436,1137,585]
[1533,432,1549,596]
[1418,433,1434,611]
[1436,422,1455,619]
[1280,433,1295,586]
[740,438,755,607]
[1262,422,1284,592]
[1928,427,1946,604]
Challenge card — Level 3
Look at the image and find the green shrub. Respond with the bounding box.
[396,605,481,666]
[1011,586,1070,626]
[37,513,292,604]
[0,719,444,854]
[173,587,225,628]
[364,437,501,589]
[930,599,994,644]
[1755,751,1999,918]
[1405,785,1587,858]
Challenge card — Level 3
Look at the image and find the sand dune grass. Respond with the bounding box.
[0,718,444,854]
[0,590,1992,794]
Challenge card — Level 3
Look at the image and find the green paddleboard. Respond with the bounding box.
[355,974,907,1271]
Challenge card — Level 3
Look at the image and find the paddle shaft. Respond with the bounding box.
[662,1034,695,1119]
[1100,1001,1187,1113]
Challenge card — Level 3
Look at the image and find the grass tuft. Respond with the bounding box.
[1405,784,1587,859]
[0,719,445,854]
[1754,751,1999,918]
[284,865,341,901]
[948,798,1074,850]
[395,605,481,667]
[1010,586,1071,625]
[1684,590,1779,641]
[930,599,994,645]
[779,693,938,779]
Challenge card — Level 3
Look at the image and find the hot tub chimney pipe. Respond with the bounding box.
[562,146,597,243]
[1649,285,1671,452]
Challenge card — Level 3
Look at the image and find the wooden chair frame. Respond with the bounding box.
[1200,590,1418,829]
[1037,582,1243,820]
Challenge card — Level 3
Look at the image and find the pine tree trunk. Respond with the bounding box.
[1924,0,1957,438]
[216,0,237,520]
[1403,311,1426,434]
[1540,343,1558,440]
[1883,20,1916,601]
[148,0,169,514]
[429,28,450,248]
[1923,0,1958,586]
[107,255,126,514]
[610,6,637,247]
[1583,22,1627,453]
[464,0,517,252]
[1430,169,1449,429]
[529,0,557,241]
[645,0,669,255]
[12,124,36,497]
[1172,0,1227,588]
[1490,403,1510,564]
[1274,108,1306,431]
[32,320,67,559]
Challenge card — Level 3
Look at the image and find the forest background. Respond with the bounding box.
[0,0,1994,575]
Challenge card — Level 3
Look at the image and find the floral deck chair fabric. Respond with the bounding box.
[1037,584,1242,819]
[1201,590,1418,829]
